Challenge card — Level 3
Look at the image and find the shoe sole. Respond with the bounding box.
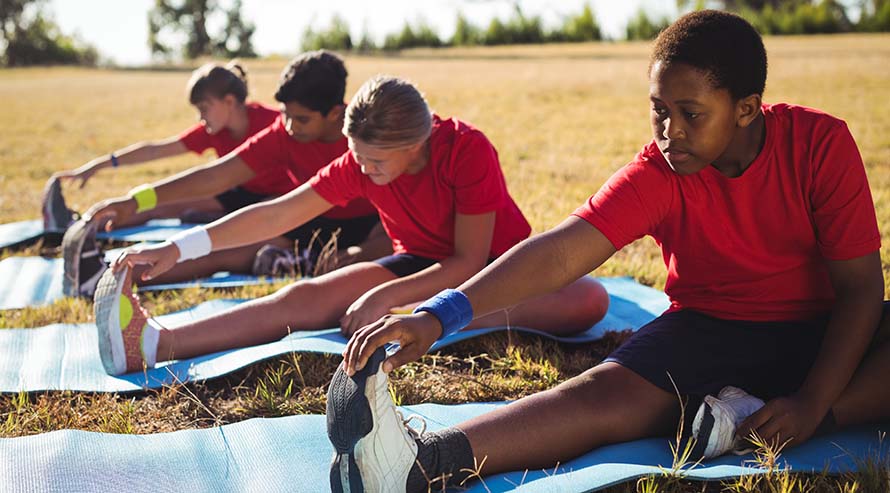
[94,266,128,375]
[327,347,387,493]
[691,401,716,460]
[62,220,90,297]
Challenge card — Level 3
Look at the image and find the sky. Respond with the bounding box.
[47,0,680,66]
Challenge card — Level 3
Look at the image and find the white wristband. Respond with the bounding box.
[168,226,212,263]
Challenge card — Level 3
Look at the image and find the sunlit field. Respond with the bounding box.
[1,35,888,491]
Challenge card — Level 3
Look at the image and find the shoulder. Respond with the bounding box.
[764,102,849,140]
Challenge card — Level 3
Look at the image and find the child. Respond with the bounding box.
[93,75,609,376]
[64,51,386,295]
[331,10,890,492]
[49,61,278,226]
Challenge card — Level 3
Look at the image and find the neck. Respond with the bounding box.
[319,113,346,143]
[227,103,250,140]
[406,140,431,174]
[711,111,766,178]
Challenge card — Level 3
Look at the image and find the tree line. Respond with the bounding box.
[2,0,889,67]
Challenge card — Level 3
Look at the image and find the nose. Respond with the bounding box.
[284,117,295,135]
[663,117,685,141]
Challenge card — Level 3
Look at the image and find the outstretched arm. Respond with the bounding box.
[344,216,617,374]
[56,136,188,188]
[84,152,256,230]
[113,183,334,280]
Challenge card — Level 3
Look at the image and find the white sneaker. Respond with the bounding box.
[327,347,420,492]
[691,386,765,459]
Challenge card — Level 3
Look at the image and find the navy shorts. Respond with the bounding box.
[374,254,438,277]
[215,186,271,213]
[284,214,380,253]
[606,303,890,409]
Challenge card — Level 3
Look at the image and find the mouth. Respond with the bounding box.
[662,146,692,163]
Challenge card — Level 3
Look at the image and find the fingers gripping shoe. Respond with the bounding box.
[327,347,420,493]
[93,265,159,375]
[62,219,108,298]
[41,176,77,232]
[691,386,765,459]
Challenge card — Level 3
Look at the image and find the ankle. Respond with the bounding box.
[406,427,477,492]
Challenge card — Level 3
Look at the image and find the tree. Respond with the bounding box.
[148,0,256,60]
[1,0,98,66]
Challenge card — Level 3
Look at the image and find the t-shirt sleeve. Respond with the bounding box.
[810,121,881,260]
[571,155,673,250]
[178,123,212,154]
[309,153,363,207]
[449,131,507,215]
[235,123,285,181]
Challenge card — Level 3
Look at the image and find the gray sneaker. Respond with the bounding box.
[62,219,108,298]
[251,245,300,277]
[691,386,765,459]
[327,347,421,492]
[41,176,76,232]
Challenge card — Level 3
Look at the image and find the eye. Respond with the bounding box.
[686,111,700,120]
[652,106,668,118]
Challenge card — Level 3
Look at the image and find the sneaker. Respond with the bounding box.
[251,245,299,277]
[93,265,159,375]
[62,219,108,298]
[41,176,76,232]
[327,347,420,492]
[691,386,765,459]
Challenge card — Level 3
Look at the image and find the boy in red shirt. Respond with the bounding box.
[92,75,609,377]
[45,61,278,230]
[334,11,890,492]
[63,51,386,296]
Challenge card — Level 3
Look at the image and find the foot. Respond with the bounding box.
[41,176,77,232]
[251,244,302,277]
[62,219,108,298]
[691,386,765,459]
[327,347,421,492]
[93,265,159,375]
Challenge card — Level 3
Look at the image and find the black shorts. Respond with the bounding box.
[283,214,380,253]
[606,303,890,410]
[215,187,271,214]
[374,254,439,277]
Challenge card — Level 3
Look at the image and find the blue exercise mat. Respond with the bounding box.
[0,218,197,250]
[0,277,668,393]
[0,402,885,493]
[0,253,268,310]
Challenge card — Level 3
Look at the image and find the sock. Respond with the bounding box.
[406,427,476,492]
[141,319,162,367]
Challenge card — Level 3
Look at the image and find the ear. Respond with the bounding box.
[735,93,762,128]
[326,104,345,122]
[222,93,238,108]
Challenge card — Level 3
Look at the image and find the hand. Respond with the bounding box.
[55,161,102,188]
[340,288,395,336]
[83,196,137,231]
[111,241,180,281]
[343,311,444,376]
[737,393,829,449]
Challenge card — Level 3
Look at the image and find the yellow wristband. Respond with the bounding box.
[129,185,158,213]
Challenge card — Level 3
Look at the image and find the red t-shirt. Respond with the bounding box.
[574,103,880,321]
[178,101,278,157]
[309,116,531,259]
[236,116,376,219]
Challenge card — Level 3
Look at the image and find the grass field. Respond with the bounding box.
[1,34,889,491]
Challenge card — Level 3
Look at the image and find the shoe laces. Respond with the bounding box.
[397,410,428,439]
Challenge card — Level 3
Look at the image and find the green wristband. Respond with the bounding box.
[129,185,158,213]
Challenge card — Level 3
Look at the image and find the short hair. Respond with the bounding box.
[187,61,248,104]
[650,10,767,99]
[274,50,347,115]
[344,75,432,149]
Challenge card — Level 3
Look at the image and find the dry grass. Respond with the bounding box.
[1,34,889,491]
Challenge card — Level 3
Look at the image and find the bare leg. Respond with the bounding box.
[133,236,294,285]
[155,262,397,361]
[831,313,890,426]
[470,276,609,336]
[457,362,679,474]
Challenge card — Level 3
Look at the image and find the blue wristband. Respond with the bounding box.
[413,289,474,340]
[110,153,119,168]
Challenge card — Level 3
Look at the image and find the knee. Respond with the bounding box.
[270,279,314,304]
[562,278,610,333]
